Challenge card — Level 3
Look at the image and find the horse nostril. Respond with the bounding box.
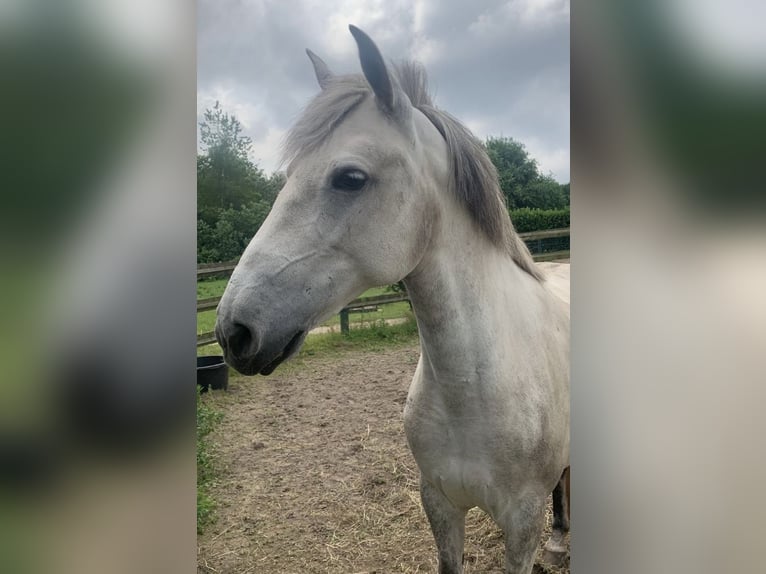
[226,322,258,359]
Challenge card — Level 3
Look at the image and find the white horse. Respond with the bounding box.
[216,25,570,574]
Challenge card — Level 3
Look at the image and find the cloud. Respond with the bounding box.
[470,0,570,35]
[198,0,569,182]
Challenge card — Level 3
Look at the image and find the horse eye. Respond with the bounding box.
[331,169,368,191]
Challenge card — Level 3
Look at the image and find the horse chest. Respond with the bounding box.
[403,363,562,510]
[403,388,510,508]
[403,369,523,458]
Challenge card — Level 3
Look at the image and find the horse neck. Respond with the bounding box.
[404,205,544,385]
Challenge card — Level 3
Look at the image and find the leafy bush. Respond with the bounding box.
[485,137,569,210]
[197,201,272,263]
[513,177,568,210]
[509,207,570,233]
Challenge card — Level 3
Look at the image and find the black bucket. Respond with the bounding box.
[197,356,228,392]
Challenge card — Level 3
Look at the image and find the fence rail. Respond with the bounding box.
[197,228,569,346]
[532,250,570,262]
[197,296,221,312]
[518,228,570,240]
[197,261,239,279]
[197,331,218,347]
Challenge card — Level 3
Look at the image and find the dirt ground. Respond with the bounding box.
[197,341,570,574]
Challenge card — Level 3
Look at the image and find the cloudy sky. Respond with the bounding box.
[198,0,570,183]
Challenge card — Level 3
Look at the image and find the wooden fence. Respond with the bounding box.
[197,228,569,345]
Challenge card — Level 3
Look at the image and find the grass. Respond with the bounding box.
[196,279,411,335]
[299,315,419,355]
[198,314,419,359]
[323,300,411,327]
[258,315,421,378]
[197,278,229,299]
[197,310,218,335]
[197,389,223,534]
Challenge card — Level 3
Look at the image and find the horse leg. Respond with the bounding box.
[543,466,570,566]
[500,492,547,574]
[420,477,467,574]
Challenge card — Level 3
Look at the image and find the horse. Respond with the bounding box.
[215,25,570,574]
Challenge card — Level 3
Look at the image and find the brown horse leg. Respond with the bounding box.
[542,466,570,566]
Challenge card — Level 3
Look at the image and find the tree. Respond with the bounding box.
[197,102,282,262]
[515,176,568,210]
[264,172,286,205]
[484,137,569,210]
[199,101,252,159]
[197,102,274,224]
[197,203,273,263]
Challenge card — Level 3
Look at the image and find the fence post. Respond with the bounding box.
[340,308,350,335]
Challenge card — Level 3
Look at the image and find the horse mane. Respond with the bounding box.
[281,61,543,282]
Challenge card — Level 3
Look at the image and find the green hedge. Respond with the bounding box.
[197,200,272,263]
[510,207,570,233]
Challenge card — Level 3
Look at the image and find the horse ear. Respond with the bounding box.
[349,25,396,112]
[306,49,334,89]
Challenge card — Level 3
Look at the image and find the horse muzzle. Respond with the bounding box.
[215,315,307,376]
